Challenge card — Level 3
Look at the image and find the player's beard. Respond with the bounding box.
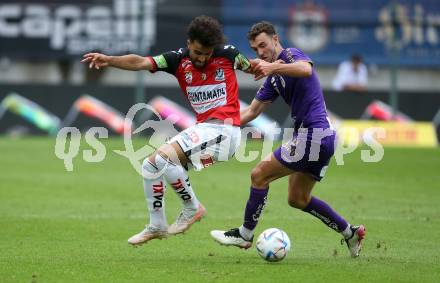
[260,43,277,63]
[269,41,277,63]
[192,60,205,68]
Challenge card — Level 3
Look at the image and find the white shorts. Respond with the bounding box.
[167,121,241,171]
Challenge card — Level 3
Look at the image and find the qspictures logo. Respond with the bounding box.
[54,103,386,179]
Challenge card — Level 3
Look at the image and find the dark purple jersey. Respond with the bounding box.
[255,48,331,131]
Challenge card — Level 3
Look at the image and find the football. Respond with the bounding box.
[256,228,291,262]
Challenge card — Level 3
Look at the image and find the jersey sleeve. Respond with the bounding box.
[217,45,251,72]
[286,48,313,66]
[255,76,278,102]
[148,49,183,75]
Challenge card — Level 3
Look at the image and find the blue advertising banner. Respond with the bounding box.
[223,0,440,67]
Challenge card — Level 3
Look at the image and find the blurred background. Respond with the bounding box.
[2,2,440,281]
[0,0,439,147]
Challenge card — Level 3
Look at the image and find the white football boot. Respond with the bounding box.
[210,228,253,249]
[343,225,366,257]
[128,225,168,246]
[168,203,206,235]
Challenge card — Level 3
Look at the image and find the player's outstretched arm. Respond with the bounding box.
[253,59,312,80]
[81,53,154,71]
[240,98,269,125]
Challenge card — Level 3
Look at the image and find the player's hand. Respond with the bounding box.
[253,59,284,80]
[249,58,262,67]
[250,58,266,80]
[81,53,111,69]
[242,59,260,75]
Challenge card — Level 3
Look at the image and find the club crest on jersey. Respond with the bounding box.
[215,68,225,81]
[185,72,192,84]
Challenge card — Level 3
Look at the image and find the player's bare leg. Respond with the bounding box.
[211,156,365,256]
[211,153,292,248]
[286,172,315,209]
[288,172,366,257]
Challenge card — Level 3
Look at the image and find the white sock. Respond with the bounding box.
[239,225,254,241]
[341,224,353,239]
[142,158,168,230]
[156,155,200,210]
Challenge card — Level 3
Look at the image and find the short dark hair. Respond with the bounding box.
[187,15,225,47]
[351,54,362,63]
[247,21,277,41]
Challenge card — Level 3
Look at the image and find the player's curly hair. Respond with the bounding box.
[247,21,277,41]
[187,15,225,47]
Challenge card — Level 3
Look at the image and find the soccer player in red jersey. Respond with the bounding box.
[82,16,251,245]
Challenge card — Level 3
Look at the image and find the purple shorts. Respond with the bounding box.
[273,129,336,181]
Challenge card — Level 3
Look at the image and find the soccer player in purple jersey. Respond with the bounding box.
[211,21,366,257]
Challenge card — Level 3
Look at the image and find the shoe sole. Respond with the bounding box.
[353,225,366,257]
[168,205,206,235]
[210,231,252,250]
[215,240,252,250]
[128,233,168,247]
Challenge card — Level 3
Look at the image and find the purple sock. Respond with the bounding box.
[302,196,349,232]
[243,187,268,230]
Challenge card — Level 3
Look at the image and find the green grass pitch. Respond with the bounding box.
[1,137,439,282]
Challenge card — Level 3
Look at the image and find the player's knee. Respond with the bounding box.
[251,166,268,187]
[288,194,309,209]
[154,153,169,170]
[142,156,158,174]
[142,156,153,168]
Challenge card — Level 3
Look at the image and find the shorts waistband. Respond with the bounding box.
[203,118,239,127]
